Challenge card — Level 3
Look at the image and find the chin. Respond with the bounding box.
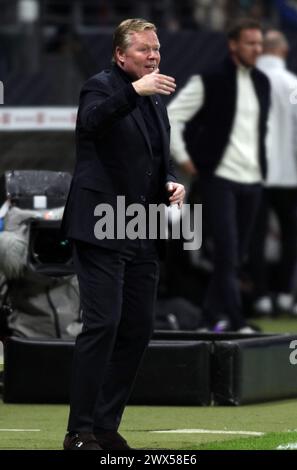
[249,57,258,66]
[242,59,256,68]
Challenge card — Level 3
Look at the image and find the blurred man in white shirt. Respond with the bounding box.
[168,19,270,332]
[250,30,297,315]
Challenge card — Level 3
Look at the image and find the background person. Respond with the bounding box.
[168,18,270,332]
[249,30,297,316]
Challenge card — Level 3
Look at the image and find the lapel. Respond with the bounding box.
[148,95,168,158]
[111,65,153,157]
[130,95,168,160]
[130,96,168,160]
[130,107,153,157]
[111,65,167,159]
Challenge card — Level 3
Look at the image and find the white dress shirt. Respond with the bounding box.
[257,54,297,187]
[168,65,262,184]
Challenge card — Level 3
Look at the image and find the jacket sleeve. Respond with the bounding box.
[166,165,177,184]
[167,75,205,164]
[78,77,139,134]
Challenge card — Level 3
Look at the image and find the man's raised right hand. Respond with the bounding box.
[132,69,176,96]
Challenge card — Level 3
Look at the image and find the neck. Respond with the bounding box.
[115,63,134,81]
[230,54,253,70]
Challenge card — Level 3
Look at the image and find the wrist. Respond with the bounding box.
[132,81,142,96]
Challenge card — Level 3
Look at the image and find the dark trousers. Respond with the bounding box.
[67,239,159,433]
[249,187,297,296]
[200,175,262,329]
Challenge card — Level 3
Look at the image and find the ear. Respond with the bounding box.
[115,46,125,65]
[228,39,237,54]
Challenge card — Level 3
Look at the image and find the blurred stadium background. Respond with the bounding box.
[2,0,297,451]
[1,1,297,316]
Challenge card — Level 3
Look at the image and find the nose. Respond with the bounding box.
[255,44,263,55]
[148,48,159,59]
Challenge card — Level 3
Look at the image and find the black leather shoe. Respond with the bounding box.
[94,431,131,450]
[63,432,102,450]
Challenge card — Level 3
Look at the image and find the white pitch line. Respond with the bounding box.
[277,443,297,450]
[150,429,264,436]
[0,429,40,432]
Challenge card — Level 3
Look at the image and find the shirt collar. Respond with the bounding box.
[237,63,252,75]
[113,63,134,83]
[256,54,286,70]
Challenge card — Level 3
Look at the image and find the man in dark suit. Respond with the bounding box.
[62,18,185,450]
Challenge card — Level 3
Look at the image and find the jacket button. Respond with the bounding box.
[140,195,146,202]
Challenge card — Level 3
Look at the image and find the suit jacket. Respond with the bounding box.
[62,64,176,252]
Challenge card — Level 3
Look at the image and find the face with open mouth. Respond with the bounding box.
[116,30,161,80]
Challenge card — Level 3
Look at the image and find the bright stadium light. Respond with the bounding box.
[17,0,39,23]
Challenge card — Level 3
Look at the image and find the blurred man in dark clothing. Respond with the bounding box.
[62,18,184,450]
[168,18,270,332]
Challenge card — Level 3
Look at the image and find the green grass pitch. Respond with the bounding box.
[1,316,297,450]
